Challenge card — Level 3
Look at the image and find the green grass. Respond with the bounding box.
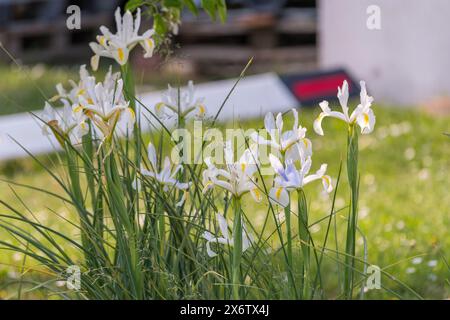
[0,65,78,116]
[0,63,204,116]
[0,64,449,299]
[0,103,448,299]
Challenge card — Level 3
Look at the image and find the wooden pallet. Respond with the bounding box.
[174,7,317,76]
[0,0,119,63]
[0,1,317,77]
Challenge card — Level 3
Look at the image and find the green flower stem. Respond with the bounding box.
[284,198,297,299]
[120,63,141,179]
[65,144,90,254]
[232,196,242,300]
[297,188,310,299]
[104,153,143,299]
[344,125,359,299]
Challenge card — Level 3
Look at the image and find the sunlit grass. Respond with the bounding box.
[0,104,448,299]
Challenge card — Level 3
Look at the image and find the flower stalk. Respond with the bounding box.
[231,196,242,300]
[297,188,310,299]
[344,124,359,299]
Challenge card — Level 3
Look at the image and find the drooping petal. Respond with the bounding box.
[300,138,312,158]
[356,108,376,134]
[322,175,333,193]
[147,142,157,169]
[155,102,167,118]
[203,232,218,257]
[122,107,135,132]
[140,37,155,58]
[313,112,326,136]
[111,46,129,66]
[250,187,263,203]
[90,54,100,71]
[217,213,229,240]
[314,101,347,135]
[195,103,207,118]
[303,163,327,185]
[132,177,141,191]
[73,121,89,140]
[160,156,172,181]
[242,226,253,252]
[269,187,290,208]
[175,190,187,207]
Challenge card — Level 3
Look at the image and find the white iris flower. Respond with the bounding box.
[268,154,332,208]
[314,80,376,136]
[202,141,262,202]
[250,108,312,163]
[203,213,253,257]
[89,7,155,70]
[155,80,206,120]
[139,143,190,191]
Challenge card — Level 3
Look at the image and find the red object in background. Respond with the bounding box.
[280,69,359,106]
[293,74,351,100]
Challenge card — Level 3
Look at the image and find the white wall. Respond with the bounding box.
[319,0,450,105]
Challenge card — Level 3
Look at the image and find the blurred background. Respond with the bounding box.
[0,0,449,299]
[2,0,450,109]
[0,0,316,76]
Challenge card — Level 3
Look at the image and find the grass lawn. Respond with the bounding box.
[0,66,449,299]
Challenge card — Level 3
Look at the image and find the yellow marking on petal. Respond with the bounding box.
[203,181,214,193]
[303,139,309,148]
[117,48,125,63]
[198,104,205,115]
[275,187,283,200]
[77,89,85,96]
[252,188,262,201]
[127,108,135,120]
[241,163,246,172]
[156,102,164,111]
[87,98,94,105]
[323,176,330,185]
[363,113,369,125]
[146,39,154,49]
[73,105,83,113]
[99,36,106,46]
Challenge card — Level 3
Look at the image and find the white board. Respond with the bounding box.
[0,72,298,160]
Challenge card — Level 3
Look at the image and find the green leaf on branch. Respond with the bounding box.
[164,0,183,8]
[201,0,217,21]
[184,0,199,15]
[153,13,168,35]
[125,0,144,11]
[217,0,227,23]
